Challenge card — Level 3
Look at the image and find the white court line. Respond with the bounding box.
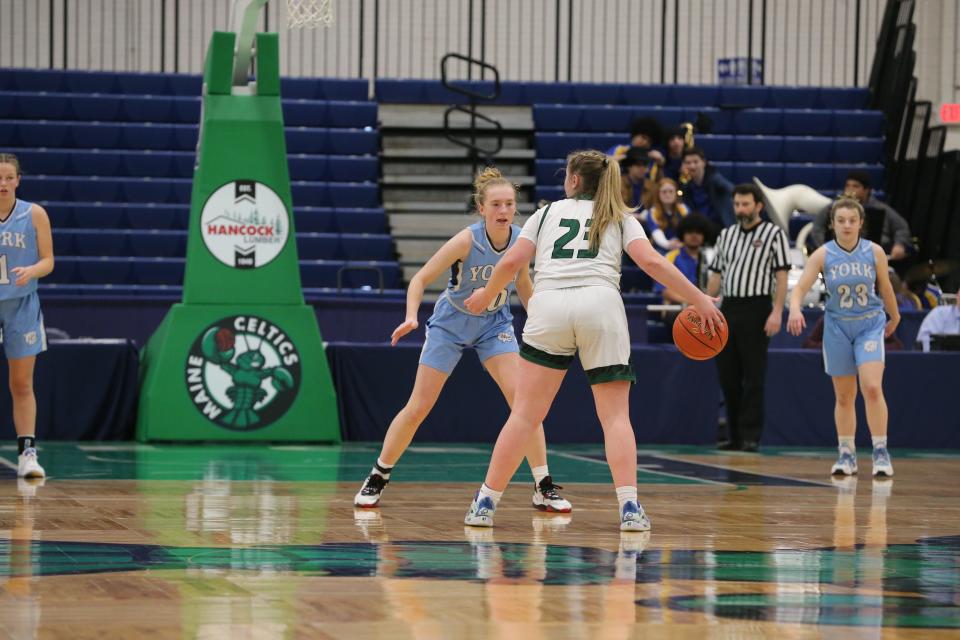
[548,450,733,487]
[0,457,18,471]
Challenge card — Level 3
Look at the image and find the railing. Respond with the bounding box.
[440,53,503,177]
[1,0,888,87]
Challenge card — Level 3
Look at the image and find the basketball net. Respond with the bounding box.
[286,0,334,28]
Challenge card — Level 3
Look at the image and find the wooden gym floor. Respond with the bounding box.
[1,442,958,638]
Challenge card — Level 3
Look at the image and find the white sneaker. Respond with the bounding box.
[17,448,45,479]
[619,500,651,532]
[464,492,496,527]
[532,476,572,513]
[353,473,388,507]
[830,449,858,476]
[872,446,894,477]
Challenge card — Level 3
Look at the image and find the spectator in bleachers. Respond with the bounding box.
[915,285,960,352]
[619,147,654,210]
[890,270,921,311]
[679,147,734,228]
[607,117,666,171]
[662,127,687,181]
[810,170,912,262]
[654,214,710,305]
[637,178,689,253]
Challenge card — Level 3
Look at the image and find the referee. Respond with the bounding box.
[706,184,790,452]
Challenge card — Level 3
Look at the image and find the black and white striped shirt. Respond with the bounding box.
[709,221,790,298]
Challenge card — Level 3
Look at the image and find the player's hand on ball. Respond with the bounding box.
[464,287,489,314]
[391,318,418,346]
[692,294,723,335]
[787,309,806,336]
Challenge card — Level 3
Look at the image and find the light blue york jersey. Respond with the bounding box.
[0,199,39,301]
[823,238,882,318]
[442,220,520,316]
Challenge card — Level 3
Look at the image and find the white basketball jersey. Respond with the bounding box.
[519,197,647,293]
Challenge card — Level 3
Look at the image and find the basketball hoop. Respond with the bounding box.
[286,0,334,28]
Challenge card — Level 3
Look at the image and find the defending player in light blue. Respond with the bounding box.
[788,197,900,478]
[0,153,54,480]
[352,168,572,513]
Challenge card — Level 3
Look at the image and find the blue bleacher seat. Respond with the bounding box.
[124,178,178,203]
[720,86,770,108]
[325,183,379,208]
[11,69,64,92]
[44,203,74,228]
[535,160,567,185]
[63,70,117,94]
[339,234,395,261]
[781,137,834,163]
[326,130,378,155]
[571,83,622,105]
[121,96,174,122]
[62,203,126,228]
[317,79,368,101]
[621,84,672,106]
[74,256,134,284]
[734,162,785,187]
[832,110,883,137]
[15,121,69,148]
[167,75,202,96]
[43,257,76,284]
[114,72,170,95]
[524,82,573,104]
[733,109,782,135]
[296,234,343,260]
[123,151,175,178]
[330,208,388,234]
[172,125,199,151]
[769,87,819,109]
[288,155,330,181]
[325,156,378,182]
[283,100,327,127]
[532,106,582,131]
[69,94,122,121]
[122,123,175,150]
[16,94,71,119]
[70,177,123,202]
[733,136,784,162]
[76,150,124,176]
[781,109,833,136]
[52,232,75,256]
[172,97,201,124]
[631,106,685,128]
[673,85,720,107]
[818,88,868,109]
[294,208,337,233]
[126,205,189,230]
[535,133,583,158]
[783,163,836,190]
[374,79,427,103]
[831,137,883,164]
[128,231,186,257]
[14,149,70,175]
[696,134,735,161]
[582,106,632,132]
[134,258,185,285]
[62,230,130,256]
[535,185,565,203]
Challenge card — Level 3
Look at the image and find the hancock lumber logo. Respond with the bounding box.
[185,316,301,431]
[200,180,289,269]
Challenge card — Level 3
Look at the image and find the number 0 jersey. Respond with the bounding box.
[0,199,39,301]
[442,220,521,316]
[823,238,883,318]
[519,197,647,293]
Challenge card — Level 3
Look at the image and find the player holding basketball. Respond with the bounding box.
[0,154,53,479]
[354,168,572,513]
[461,150,723,531]
[787,197,899,477]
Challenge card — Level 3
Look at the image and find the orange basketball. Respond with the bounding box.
[672,307,728,360]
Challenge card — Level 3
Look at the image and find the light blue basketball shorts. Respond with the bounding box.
[822,311,885,377]
[0,292,47,359]
[419,299,517,375]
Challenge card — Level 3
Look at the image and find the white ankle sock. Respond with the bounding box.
[479,483,503,505]
[838,436,855,453]
[531,465,549,486]
[615,486,638,510]
[372,457,393,479]
[872,436,888,449]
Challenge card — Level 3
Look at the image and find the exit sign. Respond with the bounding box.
[942,103,960,124]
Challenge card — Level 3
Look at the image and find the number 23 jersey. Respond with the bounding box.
[520,198,647,293]
[823,238,883,318]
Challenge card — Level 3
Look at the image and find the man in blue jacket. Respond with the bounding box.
[679,147,734,229]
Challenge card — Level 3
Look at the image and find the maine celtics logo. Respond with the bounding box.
[200,180,289,269]
[185,316,301,431]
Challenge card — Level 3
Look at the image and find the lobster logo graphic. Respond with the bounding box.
[186,316,301,431]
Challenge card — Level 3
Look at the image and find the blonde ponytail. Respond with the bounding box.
[473,166,515,210]
[566,149,635,252]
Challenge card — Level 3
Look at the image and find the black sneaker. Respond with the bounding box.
[354,473,388,507]
[532,476,572,512]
